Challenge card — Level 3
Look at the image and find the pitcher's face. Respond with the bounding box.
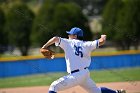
[68,34,77,39]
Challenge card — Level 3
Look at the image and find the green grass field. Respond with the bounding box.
[0,67,140,88]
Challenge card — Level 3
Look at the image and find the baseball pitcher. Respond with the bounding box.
[41,27,126,93]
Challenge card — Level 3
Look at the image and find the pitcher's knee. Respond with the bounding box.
[49,81,59,92]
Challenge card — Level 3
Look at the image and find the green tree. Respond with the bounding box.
[116,0,140,50]
[32,1,92,46]
[49,0,108,16]
[0,0,8,3]
[32,0,56,46]
[102,0,123,40]
[0,7,7,53]
[102,0,140,50]
[51,2,92,40]
[5,3,34,56]
[70,0,108,16]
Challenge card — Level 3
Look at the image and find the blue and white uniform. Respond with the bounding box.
[49,37,101,93]
[48,27,117,93]
[56,38,99,73]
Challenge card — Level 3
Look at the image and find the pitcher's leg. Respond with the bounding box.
[80,77,118,93]
[80,78,101,93]
[48,74,81,92]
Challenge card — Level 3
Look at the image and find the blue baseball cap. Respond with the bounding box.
[66,27,83,37]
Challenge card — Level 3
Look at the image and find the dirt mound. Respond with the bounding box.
[0,81,140,93]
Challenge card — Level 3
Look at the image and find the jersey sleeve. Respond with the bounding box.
[84,40,99,51]
[55,37,68,49]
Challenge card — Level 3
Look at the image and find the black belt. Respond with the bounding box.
[70,67,88,74]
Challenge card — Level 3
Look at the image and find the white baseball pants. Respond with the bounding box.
[49,69,101,93]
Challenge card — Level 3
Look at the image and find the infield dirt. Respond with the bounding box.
[0,81,140,93]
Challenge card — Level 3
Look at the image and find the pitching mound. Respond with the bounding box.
[0,81,140,93]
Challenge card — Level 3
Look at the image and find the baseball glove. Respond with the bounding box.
[40,48,55,59]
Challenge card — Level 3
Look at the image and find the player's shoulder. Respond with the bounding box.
[83,40,97,43]
[59,37,71,43]
[59,37,68,41]
[61,38,78,42]
[82,40,97,46]
[72,39,84,43]
[81,40,91,44]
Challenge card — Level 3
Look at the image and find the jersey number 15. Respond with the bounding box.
[74,45,83,58]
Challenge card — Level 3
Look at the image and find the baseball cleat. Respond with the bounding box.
[117,89,126,93]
